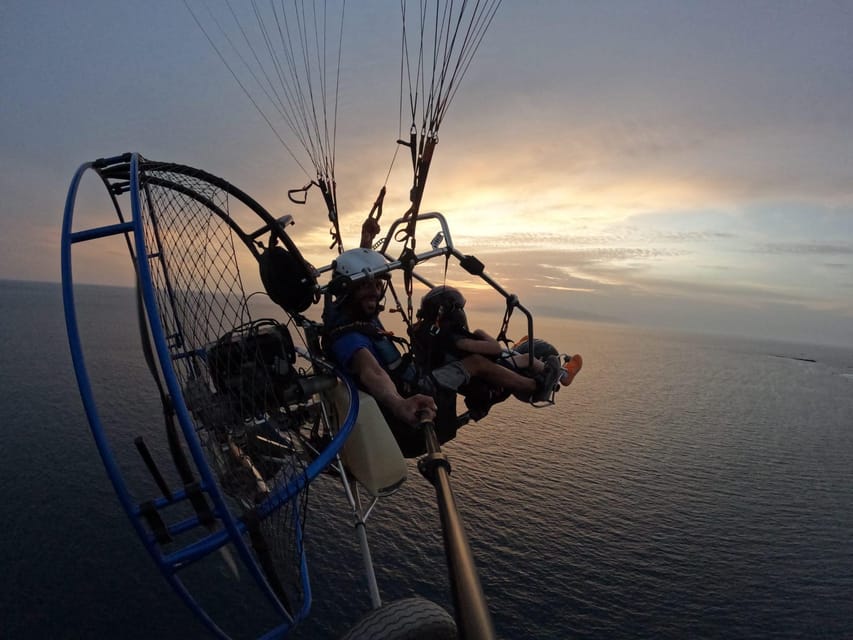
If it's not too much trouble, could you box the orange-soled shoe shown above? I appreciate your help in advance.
[560,354,583,386]
[531,355,562,404]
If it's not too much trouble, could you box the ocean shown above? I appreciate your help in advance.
[1,279,851,639]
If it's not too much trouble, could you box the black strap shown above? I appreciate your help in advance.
[135,275,196,486]
[139,501,173,545]
[134,436,172,501]
[135,274,218,538]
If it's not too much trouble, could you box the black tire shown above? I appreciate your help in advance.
[339,597,457,640]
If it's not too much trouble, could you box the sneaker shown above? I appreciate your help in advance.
[532,355,562,403]
[560,354,583,386]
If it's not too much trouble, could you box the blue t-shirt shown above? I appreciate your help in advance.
[330,329,376,371]
[327,315,404,375]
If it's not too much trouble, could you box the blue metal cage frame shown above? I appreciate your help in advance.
[61,152,358,639]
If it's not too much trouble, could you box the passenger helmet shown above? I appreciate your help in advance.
[419,285,468,329]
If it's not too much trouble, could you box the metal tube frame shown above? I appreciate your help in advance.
[62,153,359,639]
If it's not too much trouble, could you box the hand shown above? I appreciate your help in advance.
[359,218,381,248]
[394,393,437,426]
[362,218,381,235]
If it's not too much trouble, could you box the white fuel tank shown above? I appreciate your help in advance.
[332,387,407,497]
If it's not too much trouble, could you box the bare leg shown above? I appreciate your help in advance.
[460,354,536,394]
[503,353,544,375]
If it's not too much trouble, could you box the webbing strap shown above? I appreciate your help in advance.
[135,274,196,487]
[139,500,172,545]
[360,186,386,249]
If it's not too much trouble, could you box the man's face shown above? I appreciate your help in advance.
[350,278,385,319]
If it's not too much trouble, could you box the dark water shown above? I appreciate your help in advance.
[1,280,851,639]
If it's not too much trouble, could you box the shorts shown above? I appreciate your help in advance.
[418,360,470,395]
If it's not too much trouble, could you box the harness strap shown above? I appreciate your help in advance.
[326,320,389,343]
[135,275,196,487]
[135,275,223,535]
[360,186,386,249]
[325,320,418,394]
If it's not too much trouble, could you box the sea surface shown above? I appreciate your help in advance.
[1,279,851,639]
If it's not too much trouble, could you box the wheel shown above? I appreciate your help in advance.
[339,597,457,640]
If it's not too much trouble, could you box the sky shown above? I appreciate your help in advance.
[2,1,852,347]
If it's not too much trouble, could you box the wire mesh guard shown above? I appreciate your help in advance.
[62,156,356,637]
[138,161,346,609]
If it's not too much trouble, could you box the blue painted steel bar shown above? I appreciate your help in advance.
[62,159,162,570]
[162,530,232,569]
[69,221,134,243]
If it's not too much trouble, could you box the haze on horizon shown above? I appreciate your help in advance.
[2,1,851,347]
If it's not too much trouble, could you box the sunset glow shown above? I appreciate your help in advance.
[2,2,851,345]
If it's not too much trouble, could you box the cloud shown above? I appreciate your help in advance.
[534,284,596,293]
[752,242,853,256]
[2,1,852,347]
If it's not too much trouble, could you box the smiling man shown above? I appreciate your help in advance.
[322,248,437,428]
